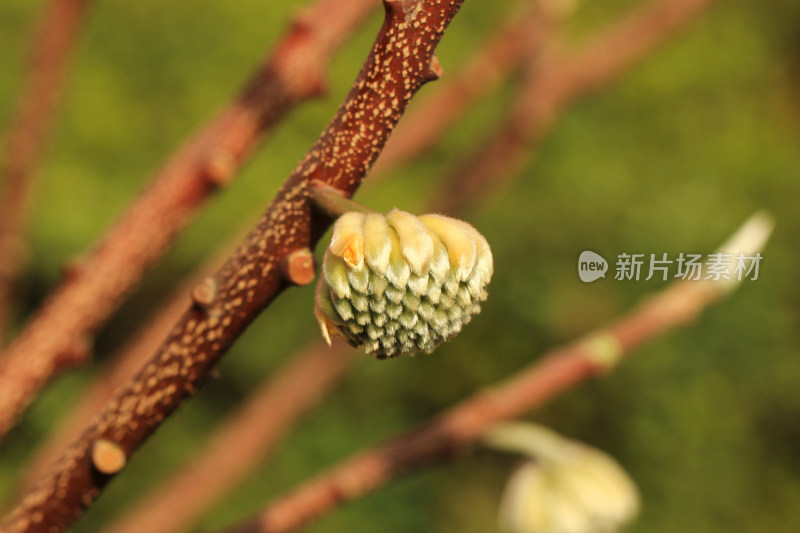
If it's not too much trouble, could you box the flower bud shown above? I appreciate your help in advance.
[314,209,493,358]
[487,423,639,533]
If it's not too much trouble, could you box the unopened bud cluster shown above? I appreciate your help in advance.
[315,209,493,358]
[487,423,640,533]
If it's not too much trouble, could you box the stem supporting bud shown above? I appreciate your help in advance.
[307,180,376,219]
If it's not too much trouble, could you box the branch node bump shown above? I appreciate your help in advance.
[289,9,314,36]
[307,75,329,98]
[283,248,316,286]
[205,150,237,186]
[425,54,444,82]
[91,439,126,475]
[57,336,92,368]
[384,0,423,23]
[60,256,85,283]
[191,277,218,309]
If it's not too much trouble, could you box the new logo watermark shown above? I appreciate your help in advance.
[578,251,608,282]
[578,251,763,283]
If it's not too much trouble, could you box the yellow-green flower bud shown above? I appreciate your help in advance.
[314,209,493,358]
[487,423,639,533]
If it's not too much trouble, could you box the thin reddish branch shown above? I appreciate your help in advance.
[0,0,91,342]
[0,0,377,440]
[0,1,466,531]
[220,278,728,533]
[430,0,717,214]
[371,1,555,177]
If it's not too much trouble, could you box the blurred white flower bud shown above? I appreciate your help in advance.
[486,423,639,533]
[314,209,493,358]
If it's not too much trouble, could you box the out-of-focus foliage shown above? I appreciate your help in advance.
[1,0,799,531]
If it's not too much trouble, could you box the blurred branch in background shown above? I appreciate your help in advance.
[431,0,717,214]
[19,0,722,528]
[220,212,773,533]
[0,1,466,531]
[0,0,91,344]
[0,0,377,440]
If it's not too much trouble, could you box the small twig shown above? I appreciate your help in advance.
[0,1,466,531]
[0,0,91,343]
[89,440,126,476]
[219,213,772,533]
[0,0,377,440]
[430,0,717,214]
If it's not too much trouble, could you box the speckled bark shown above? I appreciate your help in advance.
[0,1,464,532]
[0,0,376,440]
[101,343,355,533]
[371,1,551,177]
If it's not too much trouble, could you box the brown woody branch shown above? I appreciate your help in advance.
[19,231,246,487]
[101,343,354,533]
[0,0,377,440]
[91,21,550,524]
[27,0,554,479]
[0,0,91,343]
[24,0,560,481]
[430,0,717,214]
[0,1,466,532]
[20,0,551,495]
[220,264,749,533]
[18,0,714,523]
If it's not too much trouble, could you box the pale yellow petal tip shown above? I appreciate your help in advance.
[329,212,366,270]
[315,300,347,347]
[314,275,343,346]
[419,214,478,281]
[341,239,364,270]
[317,314,333,346]
[363,213,392,274]
[387,209,435,275]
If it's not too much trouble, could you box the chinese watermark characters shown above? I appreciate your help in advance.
[578,251,763,283]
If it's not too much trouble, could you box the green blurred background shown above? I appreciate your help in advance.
[1,0,800,531]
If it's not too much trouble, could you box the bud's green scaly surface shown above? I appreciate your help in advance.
[314,209,493,358]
